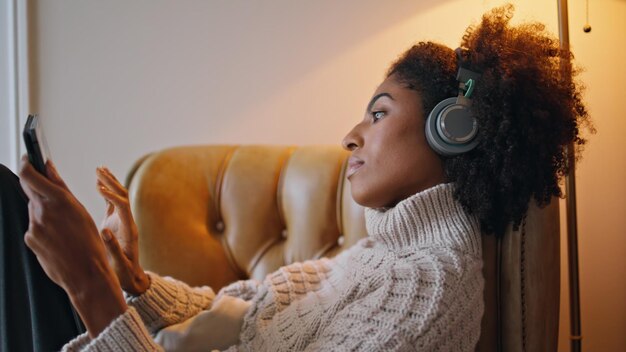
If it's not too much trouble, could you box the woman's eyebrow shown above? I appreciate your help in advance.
[367,93,394,112]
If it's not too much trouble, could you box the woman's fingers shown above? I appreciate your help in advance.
[19,175,41,202]
[18,155,65,200]
[23,222,44,254]
[97,184,128,209]
[101,229,124,257]
[101,228,148,295]
[96,167,127,197]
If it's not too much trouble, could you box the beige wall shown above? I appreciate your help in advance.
[559,1,626,351]
[29,0,625,350]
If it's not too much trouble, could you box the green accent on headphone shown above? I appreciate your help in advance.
[463,78,475,98]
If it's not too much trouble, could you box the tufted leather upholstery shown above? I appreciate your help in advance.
[126,145,559,352]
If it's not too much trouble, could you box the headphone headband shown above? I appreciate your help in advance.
[454,47,481,81]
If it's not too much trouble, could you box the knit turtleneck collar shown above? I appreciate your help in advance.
[364,183,481,255]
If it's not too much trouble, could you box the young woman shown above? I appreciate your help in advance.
[1,5,590,351]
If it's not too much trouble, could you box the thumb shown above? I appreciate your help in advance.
[101,228,127,264]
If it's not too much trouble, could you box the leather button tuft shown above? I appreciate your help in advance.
[282,229,288,238]
[216,221,225,232]
[337,236,345,246]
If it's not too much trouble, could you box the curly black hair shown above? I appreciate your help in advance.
[387,4,593,236]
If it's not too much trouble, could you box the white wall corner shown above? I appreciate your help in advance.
[0,0,30,172]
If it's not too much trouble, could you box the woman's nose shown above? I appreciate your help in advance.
[342,124,362,151]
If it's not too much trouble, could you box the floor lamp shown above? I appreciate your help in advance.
[556,1,583,351]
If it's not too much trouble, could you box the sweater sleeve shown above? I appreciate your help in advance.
[148,280,260,351]
[61,272,216,351]
[125,272,216,333]
[61,307,163,351]
[303,249,484,352]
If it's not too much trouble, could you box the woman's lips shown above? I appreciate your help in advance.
[346,157,365,178]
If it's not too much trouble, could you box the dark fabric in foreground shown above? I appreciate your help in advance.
[0,164,83,352]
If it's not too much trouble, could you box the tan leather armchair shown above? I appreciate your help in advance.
[126,145,560,352]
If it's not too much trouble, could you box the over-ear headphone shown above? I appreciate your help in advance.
[425,49,481,156]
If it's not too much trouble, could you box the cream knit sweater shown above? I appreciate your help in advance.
[62,183,484,351]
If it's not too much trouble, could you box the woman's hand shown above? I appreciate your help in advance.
[18,157,127,337]
[96,166,150,296]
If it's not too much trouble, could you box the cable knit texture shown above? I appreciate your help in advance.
[62,275,215,351]
[62,183,484,351]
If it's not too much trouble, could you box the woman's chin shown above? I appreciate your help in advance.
[349,187,388,209]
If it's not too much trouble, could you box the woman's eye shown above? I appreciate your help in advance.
[372,111,385,122]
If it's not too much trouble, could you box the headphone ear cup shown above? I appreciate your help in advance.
[425,97,479,156]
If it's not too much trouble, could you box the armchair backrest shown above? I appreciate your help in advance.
[126,145,560,352]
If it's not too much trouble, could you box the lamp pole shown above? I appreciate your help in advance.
[556,1,582,351]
